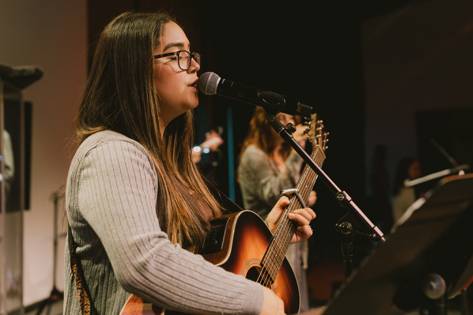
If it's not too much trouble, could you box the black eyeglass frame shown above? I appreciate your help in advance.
[153,50,201,71]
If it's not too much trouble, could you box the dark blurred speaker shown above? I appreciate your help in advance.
[0,63,43,90]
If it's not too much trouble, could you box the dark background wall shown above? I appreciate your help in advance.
[87,0,385,253]
[2,0,471,307]
[87,0,473,261]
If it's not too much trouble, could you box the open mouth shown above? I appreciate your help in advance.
[190,79,199,88]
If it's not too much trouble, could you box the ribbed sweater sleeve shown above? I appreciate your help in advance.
[64,131,264,315]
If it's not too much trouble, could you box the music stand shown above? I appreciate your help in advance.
[322,174,473,315]
[35,191,64,315]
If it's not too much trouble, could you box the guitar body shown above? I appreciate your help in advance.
[120,210,300,315]
[121,113,329,315]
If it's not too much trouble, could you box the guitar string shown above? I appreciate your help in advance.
[261,150,323,288]
[256,127,327,286]
[276,149,323,267]
[273,148,324,281]
[256,165,313,286]
[257,144,325,287]
[258,155,315,285]
[274,129,328,271]
[278,147,323,248]
[263,124,324,278]
[262,174,311,284]
[257,143,324,286]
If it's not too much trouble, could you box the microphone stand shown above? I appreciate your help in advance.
[262,109,386,247]
[333,212,378,278]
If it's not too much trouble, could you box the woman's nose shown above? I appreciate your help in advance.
[188,57,200,73]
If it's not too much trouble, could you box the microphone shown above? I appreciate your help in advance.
[198,72,313,118]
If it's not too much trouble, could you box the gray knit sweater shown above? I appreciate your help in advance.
[238,144,304,219]
[64,130,263,314]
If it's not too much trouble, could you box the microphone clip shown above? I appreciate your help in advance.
[257,91,312,118]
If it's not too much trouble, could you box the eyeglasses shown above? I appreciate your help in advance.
[153,50,201,71]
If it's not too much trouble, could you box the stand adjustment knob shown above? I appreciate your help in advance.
[422,273,446,300]
[286,123,296,134]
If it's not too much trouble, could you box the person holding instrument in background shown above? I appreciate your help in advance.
[238,107,318,312]
[64,11,316,315]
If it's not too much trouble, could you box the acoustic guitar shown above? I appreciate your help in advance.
[120,113,328,315]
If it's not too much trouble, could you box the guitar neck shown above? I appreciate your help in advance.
[260,145,326,285]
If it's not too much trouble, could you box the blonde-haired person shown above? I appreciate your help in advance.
[238,107,317,312]
[65,11,315,315]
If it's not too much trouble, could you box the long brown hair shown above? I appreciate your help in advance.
[75,11,221,247]
[238,107,292,162]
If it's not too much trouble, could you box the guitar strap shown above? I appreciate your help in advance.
[67,224,92,315]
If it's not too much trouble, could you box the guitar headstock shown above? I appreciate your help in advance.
[305,113,329,152]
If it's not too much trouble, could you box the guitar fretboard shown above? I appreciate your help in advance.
[257,145,326,287]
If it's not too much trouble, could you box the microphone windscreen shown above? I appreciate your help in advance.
[198,72,220,95]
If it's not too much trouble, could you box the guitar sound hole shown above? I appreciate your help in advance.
[246,265,273,288]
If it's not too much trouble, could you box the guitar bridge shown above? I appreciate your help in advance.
[199,217,229,254]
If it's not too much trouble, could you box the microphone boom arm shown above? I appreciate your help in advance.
[264,110,386,243]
